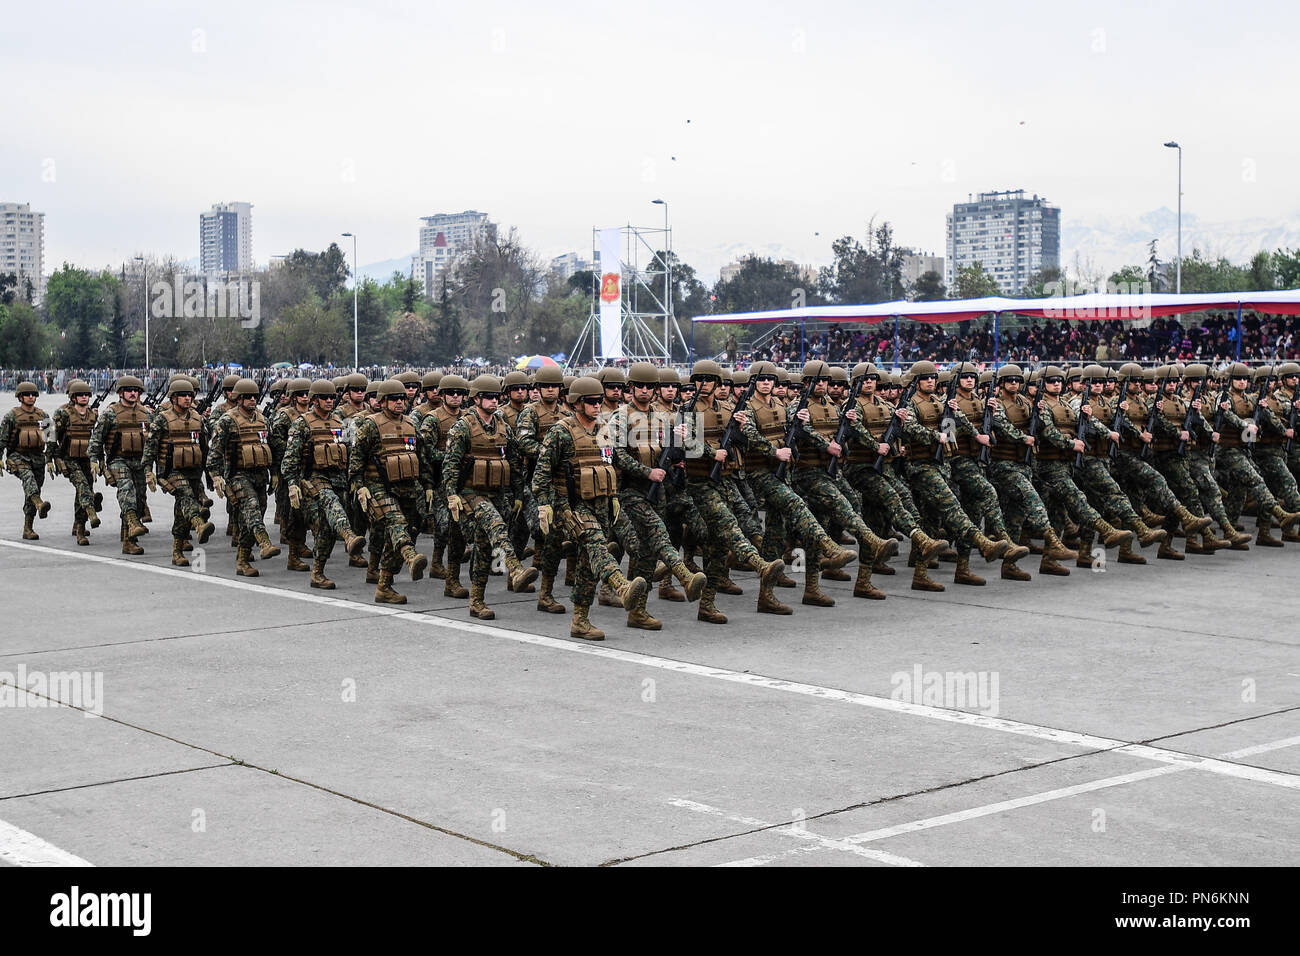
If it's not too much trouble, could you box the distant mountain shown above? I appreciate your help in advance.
[357,253,417,284]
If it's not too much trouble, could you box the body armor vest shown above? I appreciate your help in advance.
[525,400,563,457]
[229,406,273,470]
[746,397,787,471]
[108,401,150,457]
[904,393,945,457]
[1121,392,1151,453]
[304,410,348,474]
[953,391,983,457]
[1259,394,1285,446]
[9,407,47,452]
[1215,391,1252,448]
[685,401,736,477]
[336,401,367,420]
[499,403,526,431]
[434,405,462,452]
[795,399,837,468]
[365,412,420,483]
[850,395,893,463]
[554,418,617,499]
[1036,395,1076,461]
[62,404,96,458]
[1086,394,1112,456]
[991,392,1031,461]
[464,412,511,491]
[1152,392,1189,451]
[158,407,204,471]
[621,404,663,469]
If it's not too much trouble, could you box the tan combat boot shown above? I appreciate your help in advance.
[1001,558,1031,581]
[342,533,365,559]
[141,501,153,524]
[375,569,406,604]
[598,579,623,606]
[854,561,886,600]
[1093,519,1133,549]
[121,527,144,555]
[444,562,469,598]
[87,503,101,528]
[469,583,495,619]
[954,554,986,586]
[424,541,445,577]
[997,533,1031,562]
[236,545,258,576]
[1075,530,1096,568]
[124,510,148,539]
[286,540,310,572]
[1038,554,1070,576]
[757,576,792,614]
[1202,530,1231,549]
[253,528,281,559]
[1023,530,1043,555]
[74,521,89,547]
[773,567,798,587]
[1156,538,1185,560]
[1042,528,1077,561]
[696,585,728,624]
[607,571,649,611]
[1256,519,1284,548]
[505,554,538,592]
[536,574,566,614]
[1273,505,1300,531]
[171,537,190,567]
[310,559,335,590]
[27,494,50,520]
[822,566,851,582]
[1117,538,1147,564]
[745,554,786,588]
[401,544,428,580]
[1175,505,1212,536]
[872,557,896,575]
[938,543,958,563]
[973,531,1010,563]
[366,551,381,584]
[626,592,662,630]
[570,604,605,641]
[191,515,215,545]
[673,562,707,601]
[802,567,835,607]
[1139,505,1166,527]
[1128,517,1168,548]
[911,562,945,591]
[1222,523,1251,549]
[658,579,686,602]
[651,561,671,583]
[817,537,857,570]
[715,573,744,595]
[910,529,948,563]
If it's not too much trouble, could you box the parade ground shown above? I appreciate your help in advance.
[2,396,1298,869]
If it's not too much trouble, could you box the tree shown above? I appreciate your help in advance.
[910,270,946,301]
[355,279,388,365]
[107,274,129,366]
[1019,266,1066,298]
[818,221,906,304]
[45,265,111,366]
[446,227,545,360]
[265,295,350,365]
[433,278,462,363]
[390,311,435,364]
[951,262,1001,300]
[712,256,819,314]
[284,245,350,302]
[568,270,596,297]
[0,302,48,366]
[1248,250,1276,290]
[1107,265,1148,292]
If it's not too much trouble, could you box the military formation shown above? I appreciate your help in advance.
[5,358,1300,640]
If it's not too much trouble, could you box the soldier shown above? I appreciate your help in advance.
[497,370,535,575]
[1249,364,1300,541]
[396,371,421,414]
[1177,367,1251,551]
[348,379,430,603]
[1,380,55,539]
[531,376,649,640]
[651,366,709,601]
[49,379,102,545]
[410,371,441,429]
[417,373,470,595]
[269,378,312,569]
[88,376,152,554]
[283,379,367,589]
[441,374,538,618]
[515,365,568,611]
[141,378,216,566]
[205,378,283,575]
[1273,363,1300,496]
[335,373,370,421]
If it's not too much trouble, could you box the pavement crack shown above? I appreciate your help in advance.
[0,763,236,802]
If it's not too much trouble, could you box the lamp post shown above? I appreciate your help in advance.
[135,256,148,370]
[652,199,670,362]
[1163,141,1182,294]
[341,232,358,369]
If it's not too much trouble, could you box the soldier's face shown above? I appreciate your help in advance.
[295,394,310,409]
[73,394,89,406]
[120,388,140,405]
[443,392,464,409]
[1044,379,1063,395]
[916,375,936,395]
[315,397,335,414]
[475,394,499,414]
[19,393,35,408]
[424,388,438,404]
[508,386,527,405]
[1090,383,1103,395]
[174,394,194,410]
[695,379,716,399]
[604,386,622,404]
[958,374,976,392]
[630,384,654,407]
[1001,379,1021,396]
[861,376,877,395]
[239,396,256,411]
[539,385,559,403]
[384,397,405,416]
[754,375,775,397]
[658,385,678,404]
[348,387,365,404]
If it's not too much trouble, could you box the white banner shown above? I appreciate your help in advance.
[598,227,623,359]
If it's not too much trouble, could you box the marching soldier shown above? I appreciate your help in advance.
[50,380,102,544]
[515,365,568,611]
[270,378,312,570]
[417,373,470,595]
[409,371,441,429]
[141,378,216,566]
[1249,365,1300,540]
[206,378,283,575]
[1,381,54,539]
[497,370,535,579]
[88,376,152,554]
[333,372,371,568]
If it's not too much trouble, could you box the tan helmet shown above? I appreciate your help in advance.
[66,379,92,397]
[1228,362,1251,379]
[800,360,830,380]
[828,365,848,384]
[167,378,195,397]
[421,371,443,389]
[375,379,406,400]
[954,361,980,377]
[116,375,145,392]
[851,362,877,381]
[364,381,378,399]
[345,372,369,390]
[978,369,994,387]
[470,374,502,397]
[1278,362,1300,378]
[568,376,602,400]
[1254,365,1274,380]
[691,359,724,381]
[887,370,903,387]
[937,368,953,387]
[732,369,751,387]
[1042,366,1066,380]
[1083,364,1107,379]
[1119,362,1143,378]
[438,374,470,394]
[534,365,563,386]
[1065,365,1084,382]
[503,370,529,390]
[231,378,259,397]
[15,380,39,397]
[749,361,777,378]
[331,375,348,389]
[1140,366,1159,383]
[909,360,938,378]
[776,367,792,385]
[597,366,626,386]
[658,367,681,386]
[996,364,1024,382]
[286,377,311,396]
[268,378,287,396]
[221,373,242,390]
[396,370,421,387]
[1183,363,1208,380]
[627,362,660,386]
[310,379,336,398]
[562,374,576,390]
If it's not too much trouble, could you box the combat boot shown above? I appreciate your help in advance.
[822,567,851,582]
[745,554,785,588]
[757,577,792,614]
[1038,553,1070,576]
[802,567,835,607]
[683,547,701,575]
[342,533,365,559]
[84,506,100,529]
[120,527,143,555]
[1139,505,1166,527]
[141,502,153,524]
[468,583,495,619]
[1273,505,1300,531]
[286,541,310,572]
[817,537,857,570]
[124,510,147,539]
[658,579,686,602]
[366,551,381,584]
[375,569,406,604]
[191,515,215,545]
[350,552,369,569]
[171,538,190,567]
[570,605,605,641]
[444,562,469,598]
[973,531,1010,563]
[607,571,649,611]
[253,528,281,559]
[1283,527,1300,543]
[1222,523,1252,549]
[997,532,1031,562]
[1001,558,1031,581]
[672,562,707,602]
[954,555,986,586]
[1202,530,1232,550]
[505,554,538,592]
[236,546,258,576]
[626,592,662,631]
[872,558,896,575]
[863,528,899,565]
[938,543,958,563]
[536,574,566,614]
[910,529,948,563]
[1117,538,1147,564]
[1185,533,1207,555]
[399,544,427,580]
[74,521,89,547]
[853,561,886,600]
[911,563,945,591]
[311,559,336,590]
[27,494,50,519]
[652,561,671,583]
[1174,505,1212,537]
[598,579,624,606]
[1093,519,1133,549]
[1156,538,1185,560]
[773,569,797,587]
[424,543,445,577]
[696,586,728,624]
[1023,531,1043,555]
[182,538,193,552]
[1128,517,1167,548]
[1075,530,1096,568]
[715,574,743,595]
[1256,519,1284,547]
[1043,528,1077,561]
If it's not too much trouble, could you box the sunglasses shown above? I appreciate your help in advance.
[477,393,500,401]
[580,396,602,406]
[442,390,468,398]
[1001,377,1023,384]
[1045,377,1064,384]
[754,375,777,383]
[348,386,365,393]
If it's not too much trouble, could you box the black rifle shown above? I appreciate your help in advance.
[710,378,759,481]
[259,375,278,417]
[646,389,700,505]
[1177,376,1207,456]
[1074,371,1094,468]
[197,375,222,415]
[563,460,578,510]
[978,378,997,466]
[1109,374,1133,459]
[89,380,113,412]
[775,383,813,481]
[874,380,918,472]
[826,376,865,479]
[1210,378,1228,463]
[1287,387,1299,455]
[1023,389,1041,466]
[1140,367,1172,462]
[1248,348,1281,457]
[933,372,960,463]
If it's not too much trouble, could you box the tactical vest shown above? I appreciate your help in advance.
[8,407,47,453]
[953,391,983,457]
[1121,392,1151,453]
[904,393,945,457]
[525,400,563,455]
[62,404,96,458]
[746,397,787,471]
[464,412,511,491]
[157,407,204,471]
[1036,395,1076,461]
[850,395,893,463]
[795,400,837,469]
[303,410,348,474]
[685,401,737,477]
[621,405,663,469]
[1259,394,1286,446]
[499,403,526,431]
[336,401,367,421]
[553,417,617,499]
[108,401,150,458]
[363,412,420,483]
[228,406,273,470]
[1214,390,1252,449]
[1087,394,1112,456]
[991,392,1031,461]
[434,405,462,453]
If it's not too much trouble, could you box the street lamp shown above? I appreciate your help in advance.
[652,199,670,362]
[341,232,358,369]
[135,256,148,370]
[1163,141,1182,294]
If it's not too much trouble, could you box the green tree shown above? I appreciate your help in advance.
[390,311,435,364]
[910,270,946,301]
[265,294,350,365]
[1107,264,1148,291]
[1248,250,1276,290]
[46,265,111,366]
[433,278,462,362]
[355,279,388,365]
[1019,266,1066,298]
[951,262,1002,299]
[446,228,544,360]
[0,302,48,366]
[1274,248,1300,289]
[284,245,350,302]
[818,220,905,304]
[712,255,820,314]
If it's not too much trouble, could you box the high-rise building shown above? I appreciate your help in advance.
[550,251,592,281]
[0,202,45,304]
[413,210,495,295]
[899,249,944,290]
[945,190,1059,295]
[199,201,253,275]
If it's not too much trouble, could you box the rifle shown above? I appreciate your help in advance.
[825,375,865,479]
[774,382,813,481]
[709,378,758,481]
[89,379,112,412]
[259,375,278,417]
[1210,376,1228,463]
[197,375,222,415]
[1074,370,1094,468]
[1177,376,1207,456]
[1140,366,1171,462]
[1248,348,1281,457]
[1109,374,1132,459]
[933,371,961,463]
[978,378,997,466]
[1023,388,1041,466]
[646,389,700,504]
[1287,384,1299,455]
[874,379,918,472]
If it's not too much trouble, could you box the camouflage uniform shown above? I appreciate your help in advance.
[1065,390,1142,531]
[141,403,209,543]
[1033,392,1105,531]
[416,402,468,583]
[1214,386,1281,523]
[901,391,983,549]
[50,399,100,530]
[0,398,51,529]
[284,409,360,573]
[88,399,152,541]
[270,401,310,555]
[207,404,277,555]
[348,409,428,575]
[1251,388,1300,512]
[987,391,1053,541]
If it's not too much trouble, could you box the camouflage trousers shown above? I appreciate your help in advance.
[749,469,833,559]
[1072,456,1138,528]
[791,467,879,565]
[721,476,762,540]
[843,462,919,537]
[902,459,979,548]
[276,476,307,545]
[1252,446,1300,512]
[617,490,680,585]
[5,452,45,517]
[462,491,515,586]
[556,499,621,608]
[363,481,422,572]
[430,488,467,567]
[228,469,271,548]
[302,476,356,564]
[159,468,205,539]
[1033,460,1101,530]
[1111,450,1184,517]
[1216,447,1278,522]
[950,456,1008,541]
[509,483,536,560]
[683,478,761,587]
[107,458,147,529]
[1186,450,1232,530]
[62,458,98,522]
[986,459,1051,539]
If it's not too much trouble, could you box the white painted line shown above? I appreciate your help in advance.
[667,799,924,867]
[0,817,93,867]
[4,539,1299,794]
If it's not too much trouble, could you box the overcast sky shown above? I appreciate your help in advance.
[4,0,1295,280]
